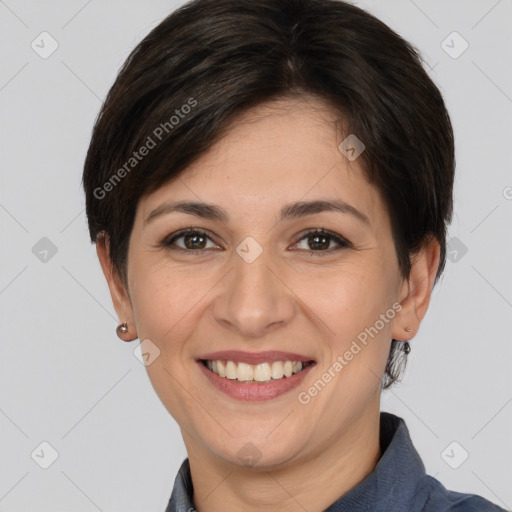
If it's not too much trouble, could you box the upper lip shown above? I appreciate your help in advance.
[198,350,315,365]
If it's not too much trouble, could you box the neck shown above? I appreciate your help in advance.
[184,406,382,512]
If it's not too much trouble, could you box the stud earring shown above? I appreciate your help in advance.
[116,322,129,340]
[401,327,412,354]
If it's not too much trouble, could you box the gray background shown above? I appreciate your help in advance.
[1,0,511,510]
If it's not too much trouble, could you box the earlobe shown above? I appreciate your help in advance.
[392,236,441,341]
[96,233,137,340]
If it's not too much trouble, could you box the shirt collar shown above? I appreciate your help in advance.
[165,412,426,512]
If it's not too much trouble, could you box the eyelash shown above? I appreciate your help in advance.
[160,227,352,256]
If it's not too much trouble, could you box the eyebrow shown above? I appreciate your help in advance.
[144,199,370,226]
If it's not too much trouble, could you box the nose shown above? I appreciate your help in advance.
[212,242,296,339]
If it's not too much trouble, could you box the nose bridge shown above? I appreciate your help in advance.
[213,236,294,337]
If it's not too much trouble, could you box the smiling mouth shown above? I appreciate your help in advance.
[200,359,316,383]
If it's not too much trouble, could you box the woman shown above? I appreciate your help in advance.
[82,0,506,510]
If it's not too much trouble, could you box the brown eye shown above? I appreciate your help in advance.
[163,229,219,251]
[294,229,350,253]
[182,232,207,249]
[306,233,330,250]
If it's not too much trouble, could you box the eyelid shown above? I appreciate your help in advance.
[162,227,220,250]
[290,228,352,251]
[161,227,352,253]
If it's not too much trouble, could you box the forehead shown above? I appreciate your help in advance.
[139,97,383,226]
[186,97,348,179]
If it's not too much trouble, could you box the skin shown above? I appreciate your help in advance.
[97,96,440,512]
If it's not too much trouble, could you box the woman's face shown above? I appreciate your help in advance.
[107,97,421,468]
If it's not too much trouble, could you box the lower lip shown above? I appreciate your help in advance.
[197,361,315,401]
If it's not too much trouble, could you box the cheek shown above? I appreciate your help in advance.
[129,263,184,345]
[307,256,397,382]
[311,260,392,331]
[128,262,209,424]
[129,257,218,354]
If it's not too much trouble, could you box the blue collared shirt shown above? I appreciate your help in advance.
[165,412,506,511]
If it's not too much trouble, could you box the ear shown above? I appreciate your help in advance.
[96,233,137,341]
[392,236,441,341]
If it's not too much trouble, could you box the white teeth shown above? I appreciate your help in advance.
[225,361,238,379]
[271,361,284,379]
[253,363,272,382]
[205,359,305,382]
[237,362,254,381]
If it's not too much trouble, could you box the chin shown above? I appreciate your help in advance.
[204,431,308,471]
